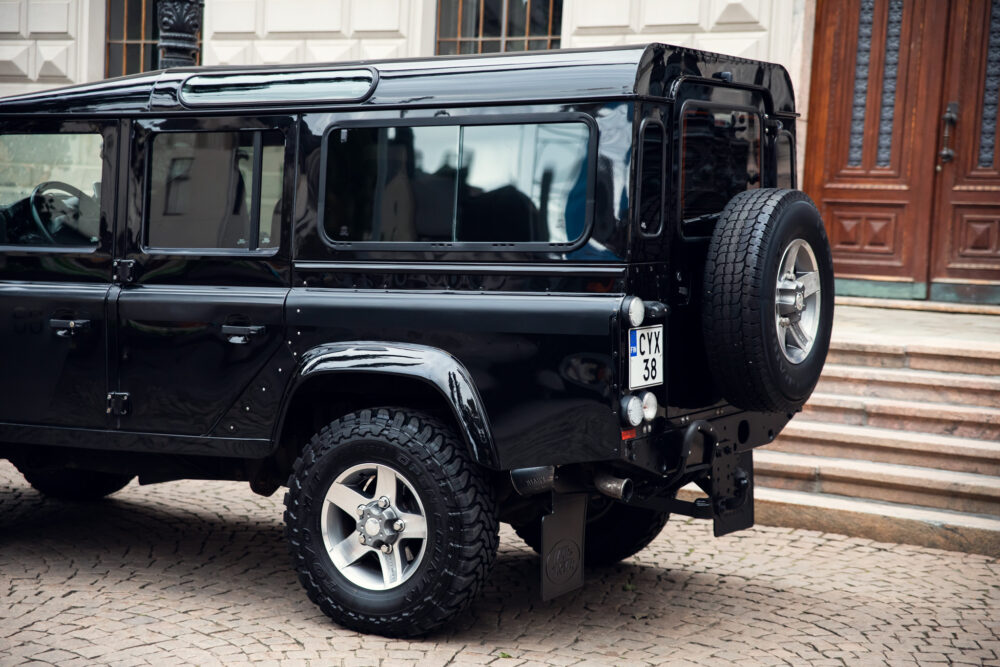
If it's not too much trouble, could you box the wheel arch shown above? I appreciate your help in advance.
[271,342,498,475]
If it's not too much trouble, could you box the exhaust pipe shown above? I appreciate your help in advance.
[593,471,633,502]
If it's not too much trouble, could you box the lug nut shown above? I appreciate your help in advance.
[356,505,365,517]
[380,544,392,554]
[393,520,404,532]
[378,496,390,509]
[358,534,367,545]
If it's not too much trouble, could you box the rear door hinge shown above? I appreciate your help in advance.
[106,392,131,417]
[113,259,136,284]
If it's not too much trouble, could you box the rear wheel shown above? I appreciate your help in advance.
[15,465,133,501]
[283,407,499,637]
[513,496,669,567]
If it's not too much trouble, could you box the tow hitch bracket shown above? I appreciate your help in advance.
[634,420,754,536]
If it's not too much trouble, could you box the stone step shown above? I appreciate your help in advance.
[816,364,1000,408]
[754,450,1000,516]
[800,392,1000,440]
[828,339,1000,376]
[760,487,1000,557]
[771,421,1000,476]
[678,483,1000,557]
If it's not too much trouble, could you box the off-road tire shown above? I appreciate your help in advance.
[15,465,133,500]
[513,497,669,567]
[283,407,499,637]
[702,188,834,412]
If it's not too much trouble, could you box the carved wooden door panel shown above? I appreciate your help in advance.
[805,0,948,299]
[929,0,1000,301]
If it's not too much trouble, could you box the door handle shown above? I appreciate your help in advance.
[937,102,958,170]
[221,324,265,345]
[49,318,91,337]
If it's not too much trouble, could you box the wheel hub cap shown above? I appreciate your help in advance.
[320,463,428,591]
[357,500,402,546]
[774,239,822,364]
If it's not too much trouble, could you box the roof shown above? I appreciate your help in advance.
[0,44,795,116]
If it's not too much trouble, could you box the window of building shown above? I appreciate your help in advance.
[436,0,562,54]
[321,120,590,245]
[0,133,104,247]
[680,107,761,236]
[105,0,202,76]
[146,131,283,251]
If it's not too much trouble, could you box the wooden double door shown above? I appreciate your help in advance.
[806,0,1000,302]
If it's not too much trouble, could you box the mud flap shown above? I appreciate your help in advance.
[540,492,587,600]
[711,446,754,537]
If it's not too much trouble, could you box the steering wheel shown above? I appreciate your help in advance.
[30,181,97,245]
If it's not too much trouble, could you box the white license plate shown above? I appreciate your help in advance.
[628,325,663,390]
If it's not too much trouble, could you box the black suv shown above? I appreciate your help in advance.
[0,44,833,636]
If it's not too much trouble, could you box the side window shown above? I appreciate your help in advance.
[776,130,796,189]
[146,130,283,251]
[680,107,761,236]
[322,120,590,245]
[0,132,104,247]
[638,120,665,236]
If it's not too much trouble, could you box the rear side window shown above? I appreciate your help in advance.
[321,121,590,245]
[680,107,761,236]
[0,132,103,247]
[146,130,283,251]
[776,130,796,189]
[638,120,665,236]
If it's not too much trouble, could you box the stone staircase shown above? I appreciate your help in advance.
[752,315,1000,556]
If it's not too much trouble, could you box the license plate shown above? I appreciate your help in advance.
[628,325,663,390]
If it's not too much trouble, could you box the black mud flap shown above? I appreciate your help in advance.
[711,446,754,537]
[540,492,587,600]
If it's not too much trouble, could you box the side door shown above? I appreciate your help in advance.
[114,116,292,438]
[0,119,117,430]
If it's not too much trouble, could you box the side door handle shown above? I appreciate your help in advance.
[221,324,265,345]
[49,318,91,337]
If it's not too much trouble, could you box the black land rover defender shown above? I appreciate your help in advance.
[0,44,833,636]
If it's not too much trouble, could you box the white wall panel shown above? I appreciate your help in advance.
[0,1,25,36]
[27,0,74,35]
[203,0,434,66]
[0,0,101,98]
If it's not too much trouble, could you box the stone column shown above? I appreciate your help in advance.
[157,0,205,69]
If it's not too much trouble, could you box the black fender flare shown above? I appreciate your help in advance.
[276,341,498,468]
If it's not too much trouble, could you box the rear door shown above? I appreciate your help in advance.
[0,120,117,429]
[114,116,292,438]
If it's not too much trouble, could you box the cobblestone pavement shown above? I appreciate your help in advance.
[1,460,998,666]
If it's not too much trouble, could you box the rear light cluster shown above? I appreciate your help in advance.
[620,390,658,427]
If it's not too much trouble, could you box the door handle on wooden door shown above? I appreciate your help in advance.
[937,102,958,170]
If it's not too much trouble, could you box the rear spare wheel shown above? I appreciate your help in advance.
[702,188,834,413]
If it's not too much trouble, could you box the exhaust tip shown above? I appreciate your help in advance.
[593,471,633,502]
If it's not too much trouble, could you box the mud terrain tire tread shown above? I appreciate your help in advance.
[513,501,669,567]
[283,407,499,637]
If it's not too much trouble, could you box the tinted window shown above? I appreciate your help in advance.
[638,121,664,236]
[147,130,283,250]
[776,130,796,189]
[680,108,761,235]
[0,133,103,247]
[322,121,590,245]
